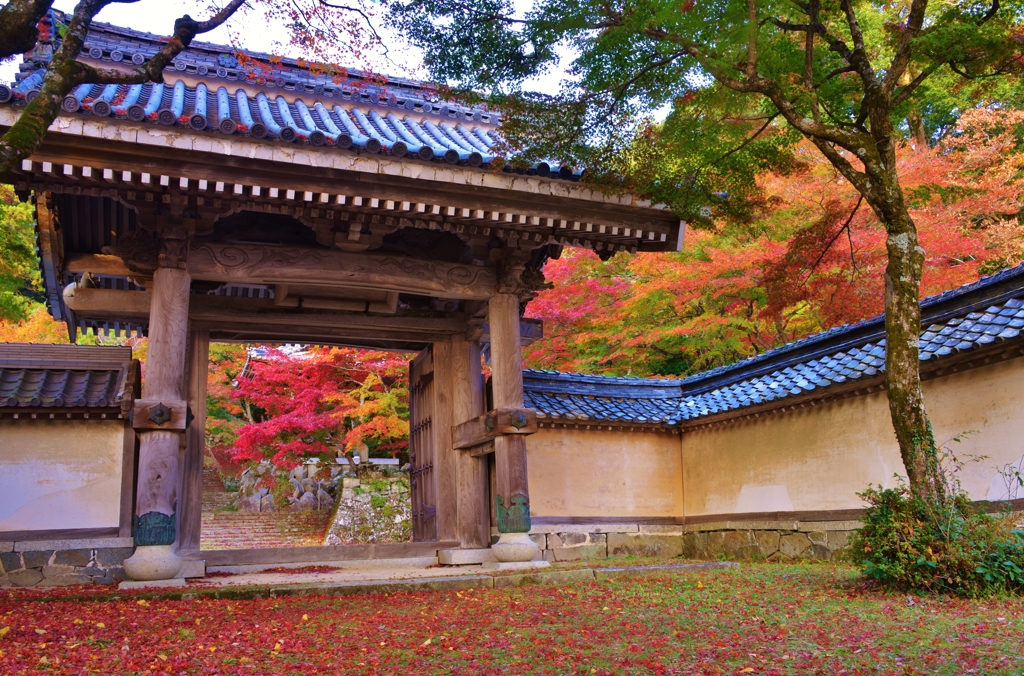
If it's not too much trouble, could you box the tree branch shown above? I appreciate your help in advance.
[0,0,54,60]
[78,0,248,85]
[882,0,928,95]
[891,62,940,108]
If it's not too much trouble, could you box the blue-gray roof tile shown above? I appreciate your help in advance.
[524,261,1024,427]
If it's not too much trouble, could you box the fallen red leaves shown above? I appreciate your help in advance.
[1,564,1022,674]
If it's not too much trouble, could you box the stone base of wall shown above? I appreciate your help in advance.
[510,520,861,563]
[0,537,135,587]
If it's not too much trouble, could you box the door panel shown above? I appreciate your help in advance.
[409,348,437,542]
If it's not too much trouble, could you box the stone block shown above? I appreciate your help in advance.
[552,544,607,562]
[8,569,43,586]
[542,549,555,562]
[727,520,800,532]
[119,578,187,590]
[178,559,206,579]
[548,532,587,548]
[42,565,77,579]
[37,574,93,587]
[682,532,708,559]
[735,545,762,560]
[22,550,53,569]
[797,521,862,532]
[639,525,684,535]
[754,531,780,557]
[96,547,135,567]
[778,533,812,559]
[826,530,853,551]
[342,477,360,488]
[683,521,730,532]
[529,534,546,550]
[722,531,752,553]
[55,549,93,567]
[14,537,132,552]
[809,544,832,561]
[491,568,593,589]
[607,533,683,559]
[0,541,13,553]
[705,532,727,557]
[806,531,827,545]
[528,523,639,535]
[481,561,551,572]
[0,552,22,573]
[439,549,497,565]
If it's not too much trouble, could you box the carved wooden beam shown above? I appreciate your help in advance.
[188,243,495,300]
[132,399,189,431]
[68,288,468,332]
[68,244,498,300]
[452,408,538,450]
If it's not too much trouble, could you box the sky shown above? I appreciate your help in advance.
[0,0,570,94]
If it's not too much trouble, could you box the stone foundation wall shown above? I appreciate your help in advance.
[0,537,135,587]
[515,520,861,563]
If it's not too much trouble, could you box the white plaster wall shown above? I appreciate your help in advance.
[527,428,684,517]
[0,420,125,533]
[681,356,1024,516]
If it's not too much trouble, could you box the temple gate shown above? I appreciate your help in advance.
[0,13,683,578]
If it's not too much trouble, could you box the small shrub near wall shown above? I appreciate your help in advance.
[851,486,1024,596]
[324,474,412,545]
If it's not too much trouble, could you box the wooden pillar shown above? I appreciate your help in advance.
[431,340,459,542]
[177,328,209,552]
[488,293,531,533]
[452,336,489,548]
[133,265,191,546]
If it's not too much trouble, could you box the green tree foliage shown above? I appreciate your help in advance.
[0,186,41,322]
[525,111,1024,376]
[388,0,1024,508]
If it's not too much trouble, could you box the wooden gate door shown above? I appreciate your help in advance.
[408,348,437,541]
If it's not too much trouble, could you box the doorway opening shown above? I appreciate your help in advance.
[198,343,413,551]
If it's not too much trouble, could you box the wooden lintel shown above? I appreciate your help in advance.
[132,398,188,430]
[452,407,538,450]
[468,441,495,458]
[187,242,496,300]
[68,288,542,345]
[66,245,497,300]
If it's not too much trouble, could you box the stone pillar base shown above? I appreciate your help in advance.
[491,532,539,562]
[122,545,182,581]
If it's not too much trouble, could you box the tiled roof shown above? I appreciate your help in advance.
[524,371,683,426]
[0,11,577,178]
[523,262,1024,427]
[0,344,133,409]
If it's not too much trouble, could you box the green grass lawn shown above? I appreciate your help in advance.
[2,563,1022,674]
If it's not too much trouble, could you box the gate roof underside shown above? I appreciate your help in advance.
[1,16,682,349]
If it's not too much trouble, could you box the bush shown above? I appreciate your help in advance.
[850,485,1024,596]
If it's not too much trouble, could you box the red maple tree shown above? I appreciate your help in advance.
[525,109,1024,377]
[227,346,410,471]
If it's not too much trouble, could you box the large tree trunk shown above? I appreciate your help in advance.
[874,163,948,508]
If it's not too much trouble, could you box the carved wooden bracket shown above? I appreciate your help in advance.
[132,399,189,430]
[453,407,538,450]
[100,224,189,273]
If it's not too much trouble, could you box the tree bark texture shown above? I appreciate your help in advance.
[0,0,54,59]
